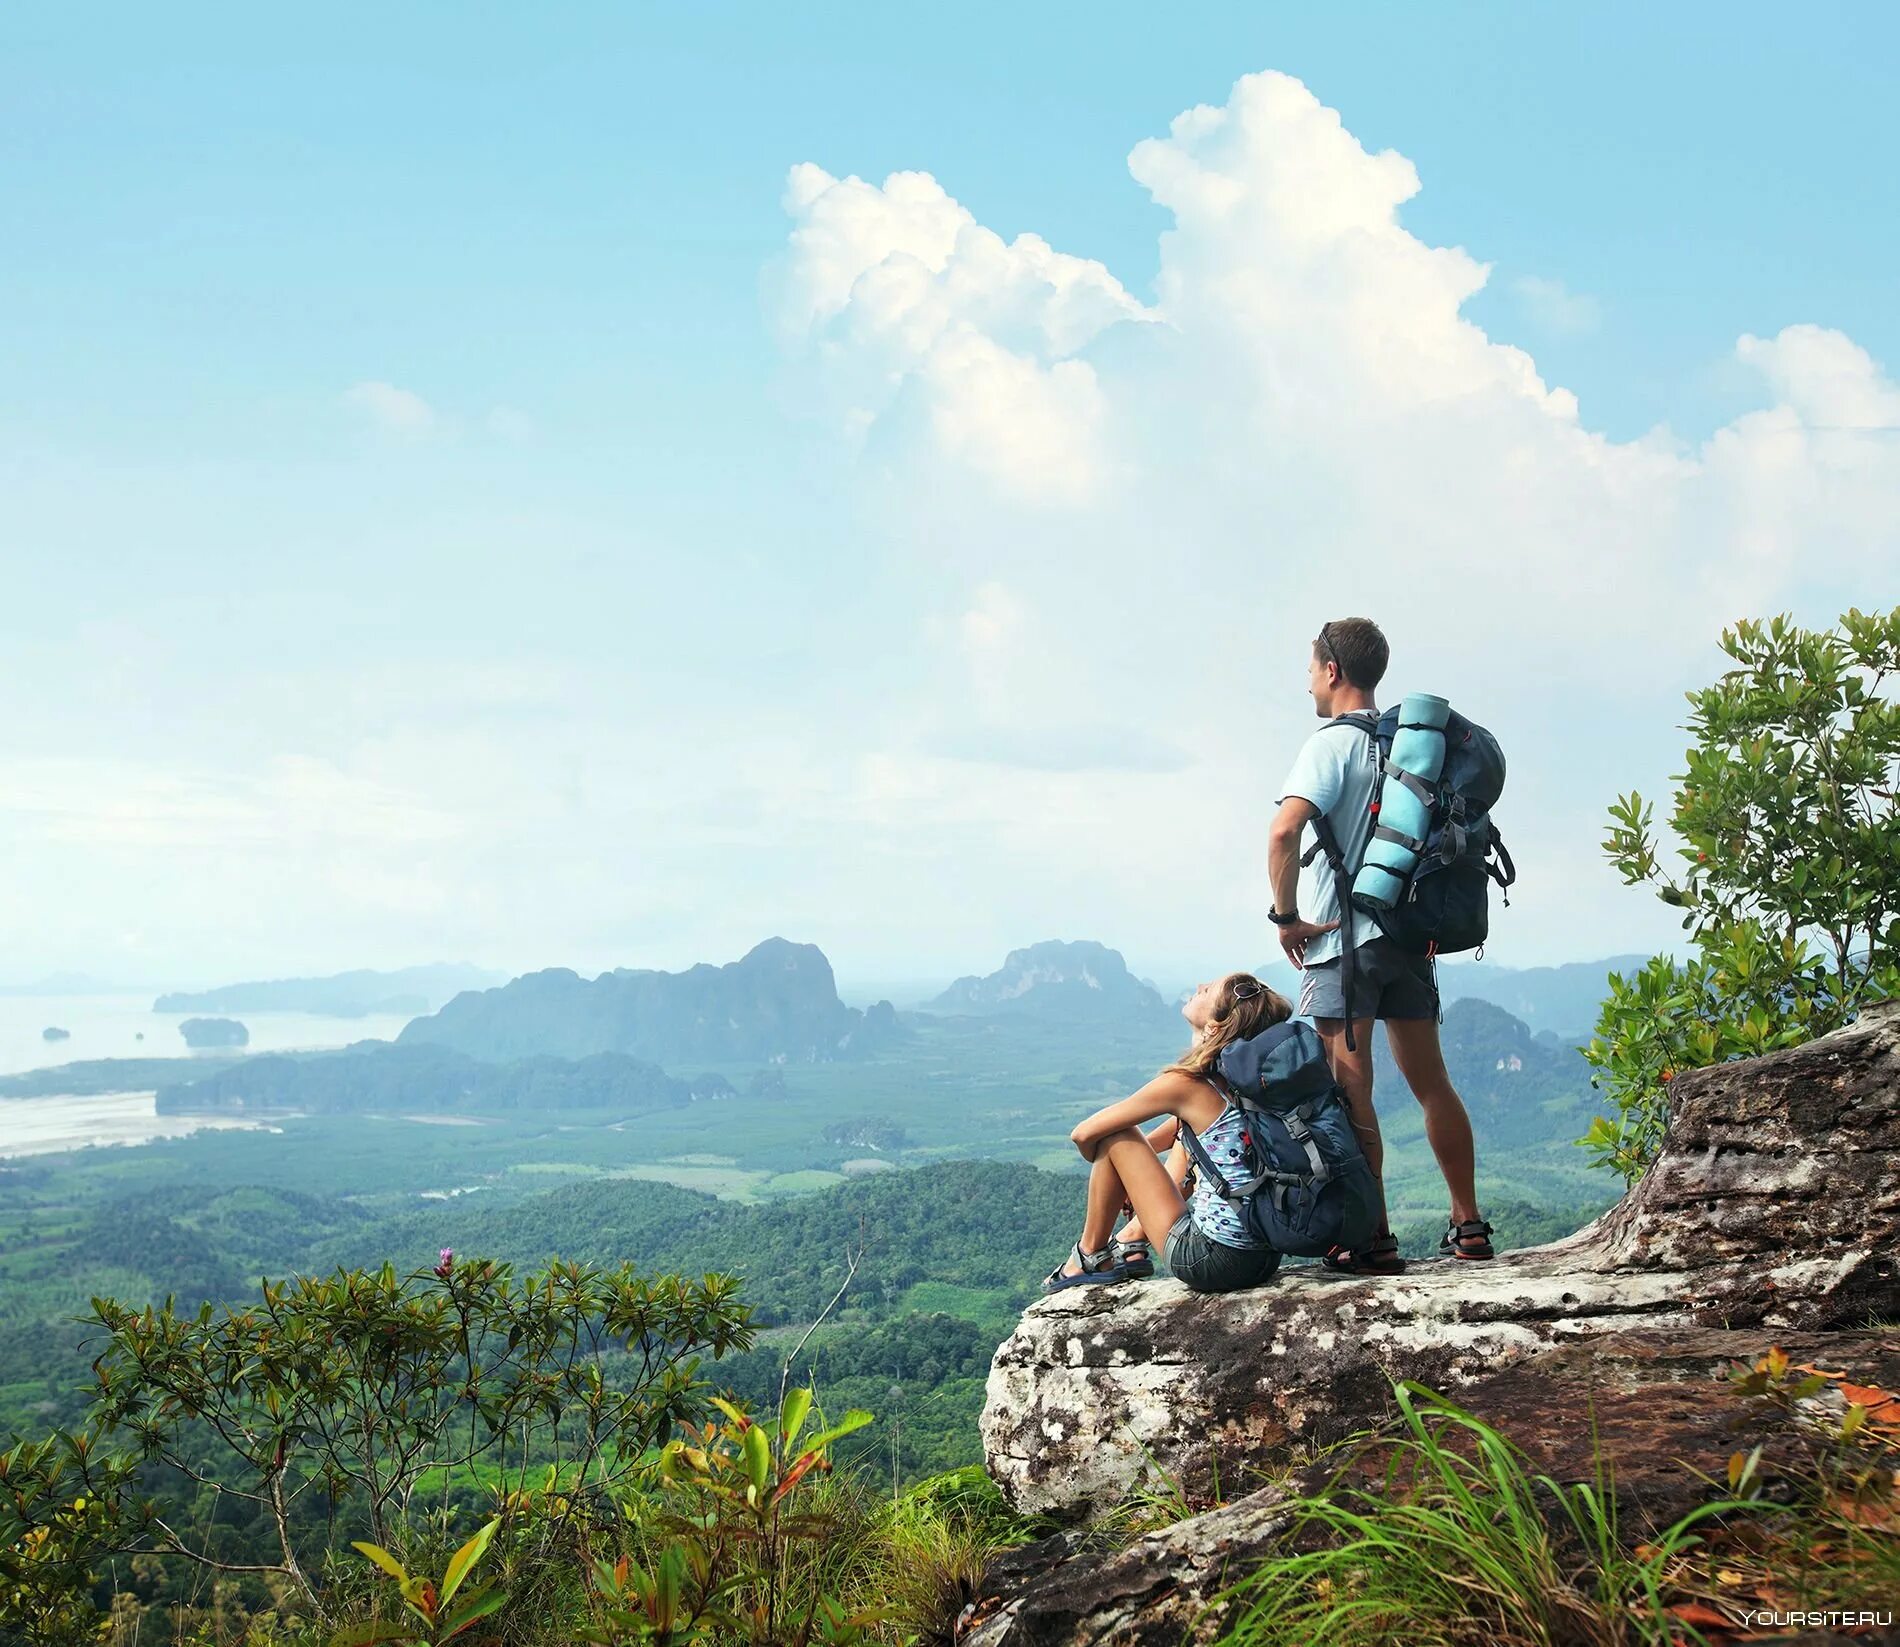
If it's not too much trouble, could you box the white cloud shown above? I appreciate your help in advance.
[1512,274,1601,334]
[778,162,1153,502]
[775,69,1900,971]
[343,379,436,436]
[1735,324,1900,429]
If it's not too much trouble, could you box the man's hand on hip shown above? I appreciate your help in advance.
[1277,917,1340,968]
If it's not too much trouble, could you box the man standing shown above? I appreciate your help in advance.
[1265,617,1495,1272]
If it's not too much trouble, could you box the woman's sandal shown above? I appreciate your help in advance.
[1111,1237,1155,1280]
[1440,1217,1496,1260]
[1042,1241,1127,1293]
[1321,1231,1406,1275]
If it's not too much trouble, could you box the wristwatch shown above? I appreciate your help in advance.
[1268,906,1299,927]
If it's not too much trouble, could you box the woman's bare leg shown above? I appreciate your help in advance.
[1116,1139,1191,1246]
[1064,1127,1188,1274]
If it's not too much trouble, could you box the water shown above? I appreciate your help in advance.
[0,993,412,1077]
[0,1092,280,1159]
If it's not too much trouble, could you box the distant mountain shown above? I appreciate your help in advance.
[926,941,1174,1021]
[155,1041,732,1117]
[156,964,503,1018]
[397,939,900,1064]
[1432,955,1648,1038]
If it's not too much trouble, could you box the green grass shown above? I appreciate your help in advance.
[759,1169,847,1196]
[1216,1382,1745,1647]
[897,1281,1019,1334]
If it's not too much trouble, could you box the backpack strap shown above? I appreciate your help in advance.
[1488,829,1517,897]
[1279,1102,1334,1186]
[1299,712,1387,1054]
[1176,1116,1237,1202]
[1301,810,1364,1054]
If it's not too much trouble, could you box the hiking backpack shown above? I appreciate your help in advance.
[1178,1019,1379,1258]
[1308,702,1517,963]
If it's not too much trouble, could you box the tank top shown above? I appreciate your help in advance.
[1185,1097,1269,1250]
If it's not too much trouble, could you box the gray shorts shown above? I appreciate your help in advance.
[1164,1212,1282,1294]
[1298,936,1439,1023]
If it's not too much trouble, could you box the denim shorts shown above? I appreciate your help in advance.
[1164,1212,1282,1294]
[1298,936,1439,1022]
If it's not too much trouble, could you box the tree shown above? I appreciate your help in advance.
[0,1257,753,1635]
[1582,606,1900,1182]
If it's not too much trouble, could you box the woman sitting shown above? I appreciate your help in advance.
[1047,972,1291,1296]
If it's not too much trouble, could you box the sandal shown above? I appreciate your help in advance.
[1440,1217,1496,1260]
[1111,1237,1155,1280]
[1321,1232,1406,1275]
[1042,1241,1126,1293]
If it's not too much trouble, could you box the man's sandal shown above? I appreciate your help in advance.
[1042,1241,1128,1293]
[1440,1217,1496,1260]
[1321,1232,1406,1275]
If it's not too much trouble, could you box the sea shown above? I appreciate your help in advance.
[0,992,411,1077]
[0,1092,285,1159]
[0,992,413,1158]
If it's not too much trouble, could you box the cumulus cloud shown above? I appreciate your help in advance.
[343,379,436,435]
[778,162,1153,501]
[777,69,1900,968]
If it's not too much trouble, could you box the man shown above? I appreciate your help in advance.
[1265,617,1494,1271]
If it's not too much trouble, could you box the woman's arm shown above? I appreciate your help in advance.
[1071,1071,1220,1162]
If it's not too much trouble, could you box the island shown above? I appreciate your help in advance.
[40,1026,70,1042]
[179,1017,250,1050]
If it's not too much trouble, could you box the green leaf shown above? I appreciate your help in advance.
[352,1541,410,1584]
[439,1584,507,1639]
[780,1384,813,1449]
[802,1409,874,1452]
[742,1418,771,1493]
[440,1517,499,1608]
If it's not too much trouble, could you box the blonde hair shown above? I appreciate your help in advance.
[1166,973,1294,1080]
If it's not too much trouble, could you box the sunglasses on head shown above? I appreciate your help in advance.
[1230,978,1266,1001]
[1314,621,1337,664]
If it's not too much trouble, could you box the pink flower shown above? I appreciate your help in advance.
[434,1248,454,1278]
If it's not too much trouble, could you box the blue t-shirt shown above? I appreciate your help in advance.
[1278,719,1382,966]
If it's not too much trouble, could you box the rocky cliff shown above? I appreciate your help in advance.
[970,1002,1900,1643]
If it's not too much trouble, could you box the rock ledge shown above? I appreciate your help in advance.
[981,1003,1900,1521]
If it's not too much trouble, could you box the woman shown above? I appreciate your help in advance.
[1046,972,1291,1295]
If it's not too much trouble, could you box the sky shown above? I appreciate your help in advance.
[2,4,1896,996]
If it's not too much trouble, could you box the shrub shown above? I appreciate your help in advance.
[1582,607,1899,1181]
[0,1255,752,1638]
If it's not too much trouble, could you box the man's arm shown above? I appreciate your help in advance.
[1267,793,1339,967]
[1267,794,1313,915]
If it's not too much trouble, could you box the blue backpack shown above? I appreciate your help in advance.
[1178,1020,1379,1258]
[1305,704,1517,1050]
